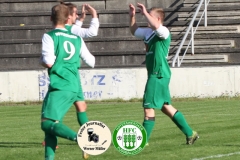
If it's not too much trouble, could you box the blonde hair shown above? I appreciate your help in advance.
[150,7,165,22]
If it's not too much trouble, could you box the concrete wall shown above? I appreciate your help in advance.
[0,66,240,102]
[105,0,183,9]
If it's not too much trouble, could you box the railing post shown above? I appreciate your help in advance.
[177,56,180,67]
[191,27,194,55]
[204,0,207,27]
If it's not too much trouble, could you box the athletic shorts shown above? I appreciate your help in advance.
[76,85,85,101]
[142,77,171,109]
[41,90,84,121]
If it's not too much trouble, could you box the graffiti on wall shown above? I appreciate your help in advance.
[38,70,124,100]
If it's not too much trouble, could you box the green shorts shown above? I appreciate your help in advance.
[142,77,171,109]
[76,85,85,101]
[41,89,84,121]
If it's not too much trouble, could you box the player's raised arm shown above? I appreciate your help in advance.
[129,4,138,36]
[137,3,160,30]
[79,38,95,68]
[71,4,99,38]
[137,3,169,39]
[79,4,86,23]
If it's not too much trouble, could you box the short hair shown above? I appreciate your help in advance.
[150,7,165,22]
[51,4,69,25]
[59,0,77,16]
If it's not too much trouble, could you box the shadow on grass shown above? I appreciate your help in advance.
[0,142,41,148]
[0,142,77,148]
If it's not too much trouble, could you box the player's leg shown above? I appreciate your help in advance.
[41,91,58,149]
[74,89,89,159]
[41,90,79,159]
[160,76,198,144]
[41,90,78,141]
[75,82,89,126]
[143,108,155,144]
[161,104,198,144]
[75,101,89,126]
[142,77,159,144]
[41,119,77,141]
[44,132,57,160]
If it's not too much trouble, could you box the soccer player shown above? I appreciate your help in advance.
[129,3,199,145]
[40,4,95,160]
[62,2,99,127]
[62,1,99,38]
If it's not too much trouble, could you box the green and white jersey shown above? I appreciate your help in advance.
[134,26,171,78]
[41,28,95,92]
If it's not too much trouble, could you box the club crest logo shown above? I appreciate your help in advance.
[112,120,147,155]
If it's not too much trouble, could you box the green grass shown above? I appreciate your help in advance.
[0,99,240,160]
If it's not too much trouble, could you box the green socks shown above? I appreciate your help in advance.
[44,132,57,160]
[143,119,155,142]
[41,120,77,141]
[172,111,193,137]
[77,112,89,126]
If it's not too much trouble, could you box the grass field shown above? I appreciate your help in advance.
[0,98,240,160]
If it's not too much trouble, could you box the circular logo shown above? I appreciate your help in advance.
[112,120,147,155]
[77,121,112,155]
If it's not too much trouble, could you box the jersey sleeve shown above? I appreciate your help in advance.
[154,25,170,40]
[41,33,56,65]
[80,38,95,68]
[75,20,83,27]
[71,18,99,38]
[134,28,153,40]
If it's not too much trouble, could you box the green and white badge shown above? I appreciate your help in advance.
[112,120,147,155]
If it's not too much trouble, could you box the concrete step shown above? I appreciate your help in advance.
[184,0,240,3]
[1,19,240,39]
[170,26,240,34]
[1,47,240,57]
[3,5,240,26]
[2,25,239,40]
[0,0,180,11]
[169,54,228,63]
[3,7,240,27]
[0,38,234,54]
[0,12,148,26]
[0,53,230,71]
[0,1,105,12]
[184,0,240,7]
[178,11,240,21]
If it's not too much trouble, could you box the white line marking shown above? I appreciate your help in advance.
[192,152,240,160]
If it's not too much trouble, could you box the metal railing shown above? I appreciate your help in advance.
[172,0,211,67]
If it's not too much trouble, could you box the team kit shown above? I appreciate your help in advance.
[40,1,198,160]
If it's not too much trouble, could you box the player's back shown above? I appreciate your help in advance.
[46,28,82,92]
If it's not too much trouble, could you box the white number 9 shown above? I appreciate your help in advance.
[63,41,75,60]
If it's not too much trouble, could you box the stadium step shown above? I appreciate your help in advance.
[170,26,240,35]
[168,54,228,63]
[178,11,240,21]
[0,39,234,54]
[1,25,239,40]
[0,0,240,70]
[0,0,174,11]
[183,0,240,7]
[3,5,240,26]
[0,0,105,12]
[0,53,229,71]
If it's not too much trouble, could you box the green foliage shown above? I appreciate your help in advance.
[0,99,240,159]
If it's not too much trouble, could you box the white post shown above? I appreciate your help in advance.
[177,56,180,67]
[204,0,207,27]
[192,27,194,55]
